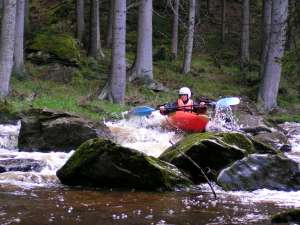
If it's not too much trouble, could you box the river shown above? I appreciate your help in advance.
[0,113,299,225]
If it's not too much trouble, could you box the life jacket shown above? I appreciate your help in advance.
[177,98,193,112]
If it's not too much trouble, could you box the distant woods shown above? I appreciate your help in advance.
[0,0,297,111]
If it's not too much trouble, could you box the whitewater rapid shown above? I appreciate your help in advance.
[0,115,300,209]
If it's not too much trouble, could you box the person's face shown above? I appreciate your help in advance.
[180,94,188,101]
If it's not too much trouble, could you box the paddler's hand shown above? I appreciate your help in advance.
[159,106,166,112]
[199,102,206,107]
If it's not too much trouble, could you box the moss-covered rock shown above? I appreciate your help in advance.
[57,138,192,190]
[159,132,254,183]
[29,32,80,62]
[271,209,300,224]
[217,154,300,191]
[0,99,19,124]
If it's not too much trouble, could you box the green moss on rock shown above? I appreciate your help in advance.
[272,209,300,223]
[159,132,254,183]
[57,138,192,190]
[30,32,80,61]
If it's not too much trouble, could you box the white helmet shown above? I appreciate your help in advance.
[179,87,191,98]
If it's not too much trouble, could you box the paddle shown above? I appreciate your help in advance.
[130,97,240,116]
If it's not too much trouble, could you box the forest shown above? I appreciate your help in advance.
[0,0,299,122]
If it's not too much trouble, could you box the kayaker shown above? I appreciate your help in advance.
[159,87,207,115]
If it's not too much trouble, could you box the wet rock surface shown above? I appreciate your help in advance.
[57,138,192,190]
[217,154,300,191]
[159,132,257,183]
[0,158,46,173]
[271,209,300,224]
[18,108,112,152]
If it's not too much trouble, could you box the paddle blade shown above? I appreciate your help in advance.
[129,106,156,116]
[216,97,240,107]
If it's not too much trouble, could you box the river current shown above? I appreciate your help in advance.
[0,113,300,225]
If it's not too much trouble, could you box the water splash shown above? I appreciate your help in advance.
[207,105,240,132]
[0,121,21,150]
[105,111,183,157]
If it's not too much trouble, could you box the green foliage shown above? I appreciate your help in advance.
[282,47,300,78]
[30,32,81,61]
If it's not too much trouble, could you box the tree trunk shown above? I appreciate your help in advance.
[88,0,104,58]
[24,0,30,35]
[241,0,250,69]
[286,0,296,50]
[106,0,114,48]
[0,0,17,97]
[195,0,200,21]
[0,0,3,19]
[130,0,153,81]
[260,0,272,65]
[181,0,195,74]
[171,0,179,59]
[207,0,210,15]
[76,0,85,44]
[14,0,25,75]
[221,0,226,43]
[108,0,126,104]
[258,0,289,112]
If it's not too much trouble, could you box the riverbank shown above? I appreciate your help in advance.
[2,53,300,124]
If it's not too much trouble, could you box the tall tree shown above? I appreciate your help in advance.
[0,0,3,22]
[258,0,289,112]
[241,0,250,68]
[207,0,210,15]
[130,0,153,81]
[195,0,200,21]
[76,0,85,44]
[108,0,126,104]
[106,0,114,48]
[24,0,30,34]
[221,0,226,43]
[14,0,25,75]
[261,0,272,65]
[171,0,179,59]
[182,0,195,74]
[286,0,296,50]
[88,0,104,58]
[0,0,17,97]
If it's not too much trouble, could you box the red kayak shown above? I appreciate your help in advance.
[166,111,209,133]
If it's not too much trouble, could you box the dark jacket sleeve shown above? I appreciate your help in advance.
[193,101,208,114]
[161,101,178,115]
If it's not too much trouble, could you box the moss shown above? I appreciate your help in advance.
[160,132,254,161]
[57,138,192,190]
[0,99,19,123]
[218,132,255,154]
[56,138,107,179]
[272,209,300,223]
[30,32,81,61]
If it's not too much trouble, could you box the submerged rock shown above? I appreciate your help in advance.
[18,108,111,152]
[0,158,46,173]
[57,138,192,190]
[217,154,300,191]
[271,209,300,224]
[159,132,255,183]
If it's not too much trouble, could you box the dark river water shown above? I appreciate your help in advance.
[0,186,289,225]
[0,118,299,225]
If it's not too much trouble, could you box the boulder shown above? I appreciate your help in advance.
[251,131,291,152]
[217,154,300,191]
[0,99,19,124]
[57,138,192,190]
[18,108,111,152]
[159,132,255,183]
[271,209,300,224]
[0,158,46,173]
